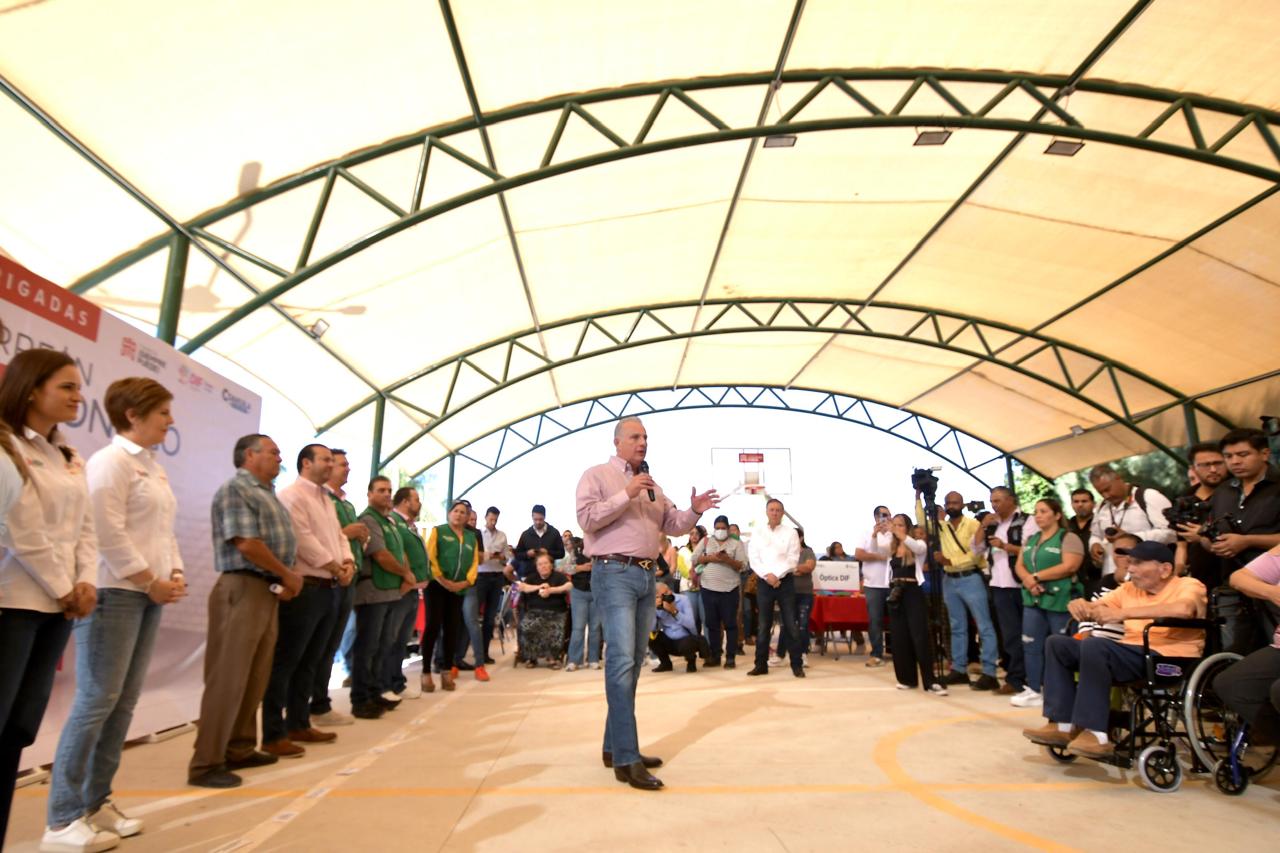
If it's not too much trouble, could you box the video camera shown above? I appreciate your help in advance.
[912,467,941,502]
[1162,495,1213,529]
[657,591,676,607]
[1201,513,1244,541]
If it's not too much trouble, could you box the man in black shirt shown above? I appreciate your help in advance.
[1174,443,1229,592]
[513,504,565,580]
[1199,429,1280,652]
[1067,488,1100,595]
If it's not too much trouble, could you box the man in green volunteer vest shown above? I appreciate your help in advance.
[311,449,370,727]
[386,487,429,699]
[350,476,416,719]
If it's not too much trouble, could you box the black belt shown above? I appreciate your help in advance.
[221,569,278,583]
[890,578,918,585]
[302,575,338,588]
[945,568,980,579]
[596,554,656,570]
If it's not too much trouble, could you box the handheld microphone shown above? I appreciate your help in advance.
[638,461,655,502]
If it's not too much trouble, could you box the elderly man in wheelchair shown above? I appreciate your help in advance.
[1023,542,1207,760]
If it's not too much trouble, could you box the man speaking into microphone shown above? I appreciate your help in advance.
[576,417,718,790]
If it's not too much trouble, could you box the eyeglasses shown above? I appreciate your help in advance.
[1192,461,1226,469]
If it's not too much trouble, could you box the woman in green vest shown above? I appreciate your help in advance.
[1013,497,1085,707]
[423,500,478,692]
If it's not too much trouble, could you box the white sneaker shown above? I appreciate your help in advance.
[895,683,912,690]
[768,655,783,666]
[928,683,949,697]
[88,802,141,838]
[398,681,422,699]
[1010,688,1043,708]
[381,690,401,703]
[564,662,578,672]
[40,817,120,852]
[312,709,354,727]
[589,662,601,670]
[802,654,809,668]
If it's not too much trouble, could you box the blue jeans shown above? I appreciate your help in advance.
[1044,635,1148,732]
[568,586,602,665]
[351,601,396,705]
[0,609,73,848]
[702,587,739,661]
[864,587,888,658]
[383,590,420,692]
[48,590,162,827]
[262,583,336,743]
[755,575,802,671]
[311,584,354,715]
[791,592,814,655]
[338,609,356,676]
[991,587,1026,690]
[462,585,485,666]
[592,558,656,767]
[943,573,998,676]
[1022,606,1072,693]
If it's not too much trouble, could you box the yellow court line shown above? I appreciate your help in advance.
[872,710,1084,853]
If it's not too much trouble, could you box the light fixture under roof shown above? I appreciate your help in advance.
[763,134,797,148]
[308,318,330,340]
[914,129,951,146]
[1045,139,1085,156]
[1069,424,1086,437]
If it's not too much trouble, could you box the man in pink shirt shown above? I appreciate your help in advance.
[576,417,718,790]
[1214,546,1280,745]
[264,445,355,758]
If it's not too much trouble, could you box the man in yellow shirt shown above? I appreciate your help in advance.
[917,490,999,690]
[1023,541,1207,759]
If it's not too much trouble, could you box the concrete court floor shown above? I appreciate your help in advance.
[7,649,1278,853]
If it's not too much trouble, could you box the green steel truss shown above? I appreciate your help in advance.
[443,386,1026,501]
[343,297,1237,474]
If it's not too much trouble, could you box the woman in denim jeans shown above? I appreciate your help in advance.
[565,536,602,670]
[45,378,187,848]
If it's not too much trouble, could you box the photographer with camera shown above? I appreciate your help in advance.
[1170,443,1227,592]
[853,506,894,667]
[917,489,1000,691]
[975,486,1039,698]
[649,582,706,673]
[1066,489,1101,595]
[1198,429,1280,652]
[1086,465,1175,582]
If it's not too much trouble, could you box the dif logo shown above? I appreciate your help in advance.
[222,388,252,414]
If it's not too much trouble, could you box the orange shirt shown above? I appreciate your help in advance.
[1097,576,1208,657]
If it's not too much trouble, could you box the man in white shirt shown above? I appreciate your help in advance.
[975,487,1040,700]
[747,499,803,678]
[854,506,893,666]
[475,506,508,665]
[1087,466,1175,579]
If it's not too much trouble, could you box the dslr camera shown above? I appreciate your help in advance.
[911,467,940,502]
[1201,513,1244,541]
[657,591,676,607]
[1162,495,1213,529]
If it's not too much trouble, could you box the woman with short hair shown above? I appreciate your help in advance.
[0,349,99,851]
[46,377,188,847]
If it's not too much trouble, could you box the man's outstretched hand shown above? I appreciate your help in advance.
[691,488,720,515]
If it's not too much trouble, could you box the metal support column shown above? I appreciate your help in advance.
[1005,455,1017,491]
[156,233,189,345]
[1183,403,1201,446]
[371,394,386,475]
[446,453,456,507]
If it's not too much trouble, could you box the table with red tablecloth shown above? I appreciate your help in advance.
[809,594,869,660]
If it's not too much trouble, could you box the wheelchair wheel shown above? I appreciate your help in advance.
[1137,744,1182,793]
[1045,745,1076,764]
[1213,759,1249,796]
[1183,652,1241,772]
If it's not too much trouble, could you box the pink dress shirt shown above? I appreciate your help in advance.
[576,456,698,559]
[278,476,348,579]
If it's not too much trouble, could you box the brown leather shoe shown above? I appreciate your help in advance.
[262,739,306,759]
[441,671,456,691]
[1022,722,1077,747]
[1066,730,1114,759]
[288,727,337,744]
[996,683,1019,696]
[421,673,435,693]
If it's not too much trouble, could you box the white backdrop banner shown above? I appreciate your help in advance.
[813,559,860,592]
[1,255,261,770]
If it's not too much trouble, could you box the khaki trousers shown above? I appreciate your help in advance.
[189,573,279,777]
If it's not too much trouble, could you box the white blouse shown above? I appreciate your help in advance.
[0,427,97,612]
[0,441,21,533]
[86,434,183,592]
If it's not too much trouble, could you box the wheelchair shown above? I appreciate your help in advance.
[1043,617,1277,793]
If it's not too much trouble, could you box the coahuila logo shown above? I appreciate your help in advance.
[222,388,252,414]
[119,337,167,374]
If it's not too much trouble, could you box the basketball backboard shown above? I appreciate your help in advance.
[710,447,792,498]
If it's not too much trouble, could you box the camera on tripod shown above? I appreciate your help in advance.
[1162,495,1213,529]
[912,467,940,502]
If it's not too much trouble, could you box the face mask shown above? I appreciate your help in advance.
[946,507,963,519]
[714,529,729,541]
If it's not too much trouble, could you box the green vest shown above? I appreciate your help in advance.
[392,512,429,583]
[361,507,406,590]
[432,524,476,596]
[1020,528,1080,612]
[329,491,362,567]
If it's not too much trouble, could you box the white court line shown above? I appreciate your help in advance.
[128,752,352,817]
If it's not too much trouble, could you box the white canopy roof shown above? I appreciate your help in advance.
[2,0,1277,477]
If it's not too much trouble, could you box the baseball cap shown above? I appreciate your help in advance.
[1114,541,1174,563]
